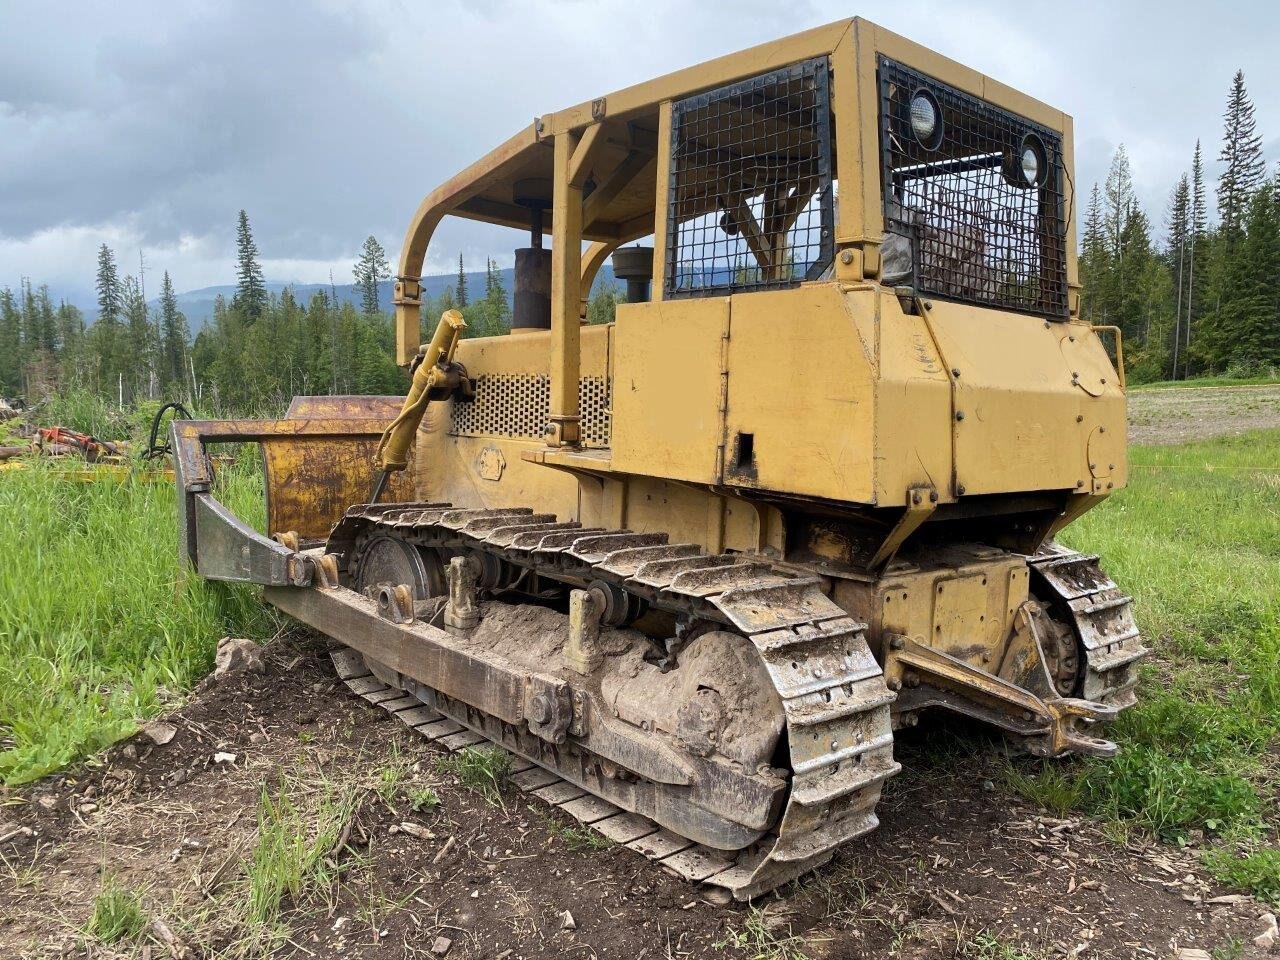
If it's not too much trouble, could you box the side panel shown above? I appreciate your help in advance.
[722,286,876,503]
[872,291,954,505]
[610,298,729,483]
[923,304,1126,497]
[414,327,612,519]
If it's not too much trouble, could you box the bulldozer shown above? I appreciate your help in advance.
[172,18,1145,900]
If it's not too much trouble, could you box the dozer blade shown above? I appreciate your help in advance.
[171,395,414,584]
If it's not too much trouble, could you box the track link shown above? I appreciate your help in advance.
[325,502,901,899]
[1030,543,1147,708]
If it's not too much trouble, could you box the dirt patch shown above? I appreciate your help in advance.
[1,635,1272,959]
[1129,384,1280,444]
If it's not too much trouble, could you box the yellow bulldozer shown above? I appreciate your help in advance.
[172,18,1145,899]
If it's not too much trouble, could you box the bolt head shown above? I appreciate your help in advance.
[528,695,551,725]
[955,411,965,421]
[839,249,855,265]
[956,484,966,495]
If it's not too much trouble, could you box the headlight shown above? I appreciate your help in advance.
[909,90,941,148]
[1020,134,1047,187]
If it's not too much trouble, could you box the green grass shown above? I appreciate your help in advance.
[242,773,359,936]
[408,786,441,813]
[542,812,614,851]
[0,458,275,784]
[436,746,513,806]
[84,874,148,944]
[1007,428,1280,898]
[1202,846,1280,907]
[716,907,813,960]
[959,930,1045,960]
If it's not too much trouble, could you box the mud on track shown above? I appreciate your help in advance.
[1,635,1272,960]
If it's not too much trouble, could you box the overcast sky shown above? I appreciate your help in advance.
[2,0,1278,305]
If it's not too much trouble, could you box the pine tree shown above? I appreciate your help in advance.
[93,244,123,389]
[158,271,190,393]
[586,281,620,325]
[233,209,268,321]
[0,289,20,394]
[1103,146,1135,260]
[1217,71,1266,235]
[1166,175,1190,378]
[353,235,391,316]
[56,301,85,382]
[455,253,469,307]
[122,276,154,401]
[1079,183,1107,323]
[1183,141,1208,377]
[1237,181,1280,366]
[476,258,510,336]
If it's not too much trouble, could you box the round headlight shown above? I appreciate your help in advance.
[909,91,941,148]
[1021,147,1039,185]
[1020,134,1047,187]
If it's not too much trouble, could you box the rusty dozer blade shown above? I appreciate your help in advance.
[170,395,414,584]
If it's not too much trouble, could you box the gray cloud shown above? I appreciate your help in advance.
[2,0,1278,304]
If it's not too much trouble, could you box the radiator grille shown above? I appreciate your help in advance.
[449,375,611,448]
[879,57,1068,317]
[665,57,834,298]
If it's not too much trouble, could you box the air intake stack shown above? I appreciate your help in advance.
[611,246,654,304]
[512,179,553,331]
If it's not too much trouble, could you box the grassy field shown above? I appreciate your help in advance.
[1009,429,1280,900]
[0,458,275,784]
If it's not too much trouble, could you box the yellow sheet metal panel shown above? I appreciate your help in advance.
[417,432,580,520]
[454,324,609,379]
[921,303,1125,497]
[871,291,954,505]
[610,299,729,483]
[414,326,610,515]
[722,286,876,503]
[837,551,1028,666]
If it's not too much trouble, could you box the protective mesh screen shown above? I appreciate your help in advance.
[665,58,834,298]
[450,376,611,448]
[879,58,1068,317]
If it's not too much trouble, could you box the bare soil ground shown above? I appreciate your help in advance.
[1,636,1273,960]
[1128,384,1280,444]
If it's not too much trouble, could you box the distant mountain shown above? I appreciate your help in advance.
[93,264,618,330]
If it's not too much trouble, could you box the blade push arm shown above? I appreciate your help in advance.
[370,309,467,502]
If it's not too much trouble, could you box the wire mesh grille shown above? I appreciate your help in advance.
[879,58,1068,317]
[665,58,834,298]
[449,375,611,448]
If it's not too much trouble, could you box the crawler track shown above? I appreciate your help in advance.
[1030,544,1147,708]
[325,502,901,899]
